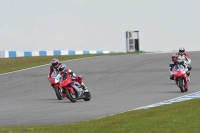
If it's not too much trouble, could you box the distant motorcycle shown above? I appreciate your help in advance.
[172,64,189,93]
[49,71,66,100]
[60,73,91,102]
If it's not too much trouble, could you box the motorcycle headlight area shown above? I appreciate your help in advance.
[181,69,185,73]
[173,72,178,74]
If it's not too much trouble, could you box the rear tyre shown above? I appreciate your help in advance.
[55,87,63,100]
[66,89,76,102]
[83,92,91,101]
[178,79,184,93]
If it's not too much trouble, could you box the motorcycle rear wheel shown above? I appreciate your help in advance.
[55,87,63,100]
[66,89,77,102]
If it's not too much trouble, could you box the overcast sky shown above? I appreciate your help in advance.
[0,0,200,52]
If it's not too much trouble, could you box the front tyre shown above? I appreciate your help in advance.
[178,79,184,93]
[55,87,63,100]
[66,89,77,102]
[185,87,188,92]
[83,92,91,101]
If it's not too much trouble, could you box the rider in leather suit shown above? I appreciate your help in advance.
[169,53,190,81]
[177,47,190,59]
[48,58,61,79]
[58,64,87,90]
[177,47,192,71]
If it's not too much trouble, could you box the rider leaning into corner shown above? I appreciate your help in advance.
[169,53,190,81]
[176,47,192,71]
[58,63,87,90]
[48,58,87,90]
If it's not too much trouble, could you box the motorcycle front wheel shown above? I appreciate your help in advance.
[55,87,63,100]
[185,88,188,92]
[66,89,77,102]
[178,79,184,93]
[83,92,91,101]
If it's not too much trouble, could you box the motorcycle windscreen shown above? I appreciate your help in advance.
[51,70,59,78]
[61,73,68,81]
[173,64,184,70]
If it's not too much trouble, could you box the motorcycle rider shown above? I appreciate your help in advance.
[48,58,61,80]
[58,64,87,90]
[177,47,190,59]
[169,53,190,81]
[177,47,192,71]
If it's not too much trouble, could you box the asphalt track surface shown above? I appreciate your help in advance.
[0,52,200,126]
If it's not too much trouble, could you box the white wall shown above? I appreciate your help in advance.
[0,51,5,58]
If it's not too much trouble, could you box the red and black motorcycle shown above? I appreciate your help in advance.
[49,72,66,100]
[60,73,91,103]
[172,64,189,93]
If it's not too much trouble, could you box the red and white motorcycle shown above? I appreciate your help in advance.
[60,73,91,103]
[172,64,189,93]
[49,71,66,100]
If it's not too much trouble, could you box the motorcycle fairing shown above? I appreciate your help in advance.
[173,64,188,90]
[71,84,84,98]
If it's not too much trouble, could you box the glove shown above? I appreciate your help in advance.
[78,75,83,80]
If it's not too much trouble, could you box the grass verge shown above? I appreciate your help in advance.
[0,99,200,133]
[0,52,142,74]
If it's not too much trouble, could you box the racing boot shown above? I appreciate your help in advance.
[186,71,190,76]
[187,64,192,71]
[186,71,190,81]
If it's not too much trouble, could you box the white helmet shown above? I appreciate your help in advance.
[179,47,185,53]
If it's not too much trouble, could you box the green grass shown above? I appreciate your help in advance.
[1,52,199,133]
[0,99,200,133]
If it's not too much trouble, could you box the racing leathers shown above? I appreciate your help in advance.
[48,63,61,80]
[60,68,87,90]
[177,52,190,59]
[177,52,192,71]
